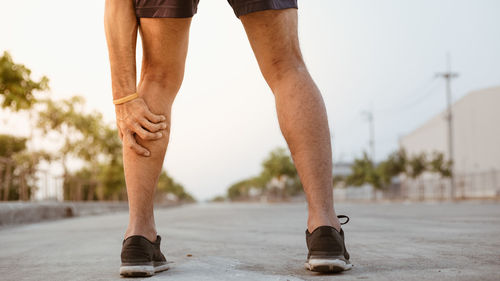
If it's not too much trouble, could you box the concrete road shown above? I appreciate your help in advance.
[1,201,499,281]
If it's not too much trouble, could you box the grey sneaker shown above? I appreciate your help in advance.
[304,215,352,273]
[120,235,169,277]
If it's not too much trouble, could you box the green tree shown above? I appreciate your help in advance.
[0,135,27,200]
[97,160,125,200]
[0,51,48,111]
[227,177,262,200]
[376,149,407,187]
[345,152,382,200]
[210,195,226,202]
[429,152,452,178]
[36,96,123,200]
[0,134,27,157]
[407,152,428,200]
[226,147,302,201]
[408,153,427,179]
[332,174,346,188]
[346,152,380,188]
[260,147,302,198]
[0,52,51,201]
[428,151,452,199]
[37,96,193,201]
[36,96,85,178]
[260,147,297,181]
[0,135,51,200]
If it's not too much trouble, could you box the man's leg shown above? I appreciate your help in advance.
[240,9,340,233]
[123,17,191,242]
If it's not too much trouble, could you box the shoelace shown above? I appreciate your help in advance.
[338,215,350,225]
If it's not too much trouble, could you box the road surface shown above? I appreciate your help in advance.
[1,201,499,280]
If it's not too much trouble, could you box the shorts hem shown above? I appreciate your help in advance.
[135,7,197,18]
[233,0,298,18]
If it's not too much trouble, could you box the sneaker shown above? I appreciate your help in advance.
[304,215,352,273]
[119,235,169,277]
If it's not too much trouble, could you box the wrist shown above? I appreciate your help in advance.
[114,96,143,116]
[113,92,139,105]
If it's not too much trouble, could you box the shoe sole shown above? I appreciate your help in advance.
[119,263,169,277]
[305,258,352,273]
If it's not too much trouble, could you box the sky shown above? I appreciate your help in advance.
[1,0,500,200]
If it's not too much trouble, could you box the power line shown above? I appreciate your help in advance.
[333,61,455,164]
[376,76,439,114]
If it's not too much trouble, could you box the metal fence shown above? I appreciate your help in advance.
[1,156,66,201]
[399,170,500,200]
[335,170,500,201]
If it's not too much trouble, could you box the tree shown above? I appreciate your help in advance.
[96,160,125,200]
[36,96,85,178]
[376,149,407,187]
[260,147,302,199]
[332,174,346,188]
[12,150,52,200]
[429,152,452,178]
[227,177,262,201]
[0,51,48,111]
[210,195,226,202]
[36,95,193,201]
[346,152,381,189]
[429,151,452,199]
[0,135,51,200]
[345,151,399,200]
[260,147,297,181]
[226,147,302,201]
[407,152,428,200]
[36,96,121,200]
[408,153,427,179]
[344,149,454,200]
[0,134,27,157]
[0,135,27,200]
[0,52,50,201]
[0,53,192,202]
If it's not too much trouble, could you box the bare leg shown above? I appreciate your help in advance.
[240,9,341,232]
[123,17,191,242]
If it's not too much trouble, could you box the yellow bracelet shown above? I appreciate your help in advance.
[113,93,139,105]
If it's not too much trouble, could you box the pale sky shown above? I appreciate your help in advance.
[1,0,500,200]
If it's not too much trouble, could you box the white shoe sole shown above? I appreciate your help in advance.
[119,263,169,277]
[154,263,170,273]
[305,258,352,273]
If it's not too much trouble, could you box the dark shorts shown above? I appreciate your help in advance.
[134,0,298,18]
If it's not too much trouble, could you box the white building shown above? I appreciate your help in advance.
[400,86,500,173]
[399,86,500,198]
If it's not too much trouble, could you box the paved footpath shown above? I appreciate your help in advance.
[1,201,499,281]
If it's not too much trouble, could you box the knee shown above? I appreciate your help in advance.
[141,64,185,93]
[260,54,307,88]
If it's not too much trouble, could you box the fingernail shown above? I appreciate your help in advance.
[157,133,162,137]
[161,116,166,121]
[144,151,150,156]
[161,124,167,129]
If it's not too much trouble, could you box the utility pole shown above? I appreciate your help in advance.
[436,53,459,200]
[362,109,375,163]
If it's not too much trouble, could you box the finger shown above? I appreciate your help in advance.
[139,118,167,133]
[133,123,163,140]
[124,131,150,156]
[144,109,166,123]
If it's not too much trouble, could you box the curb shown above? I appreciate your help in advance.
[0,202,129,226]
